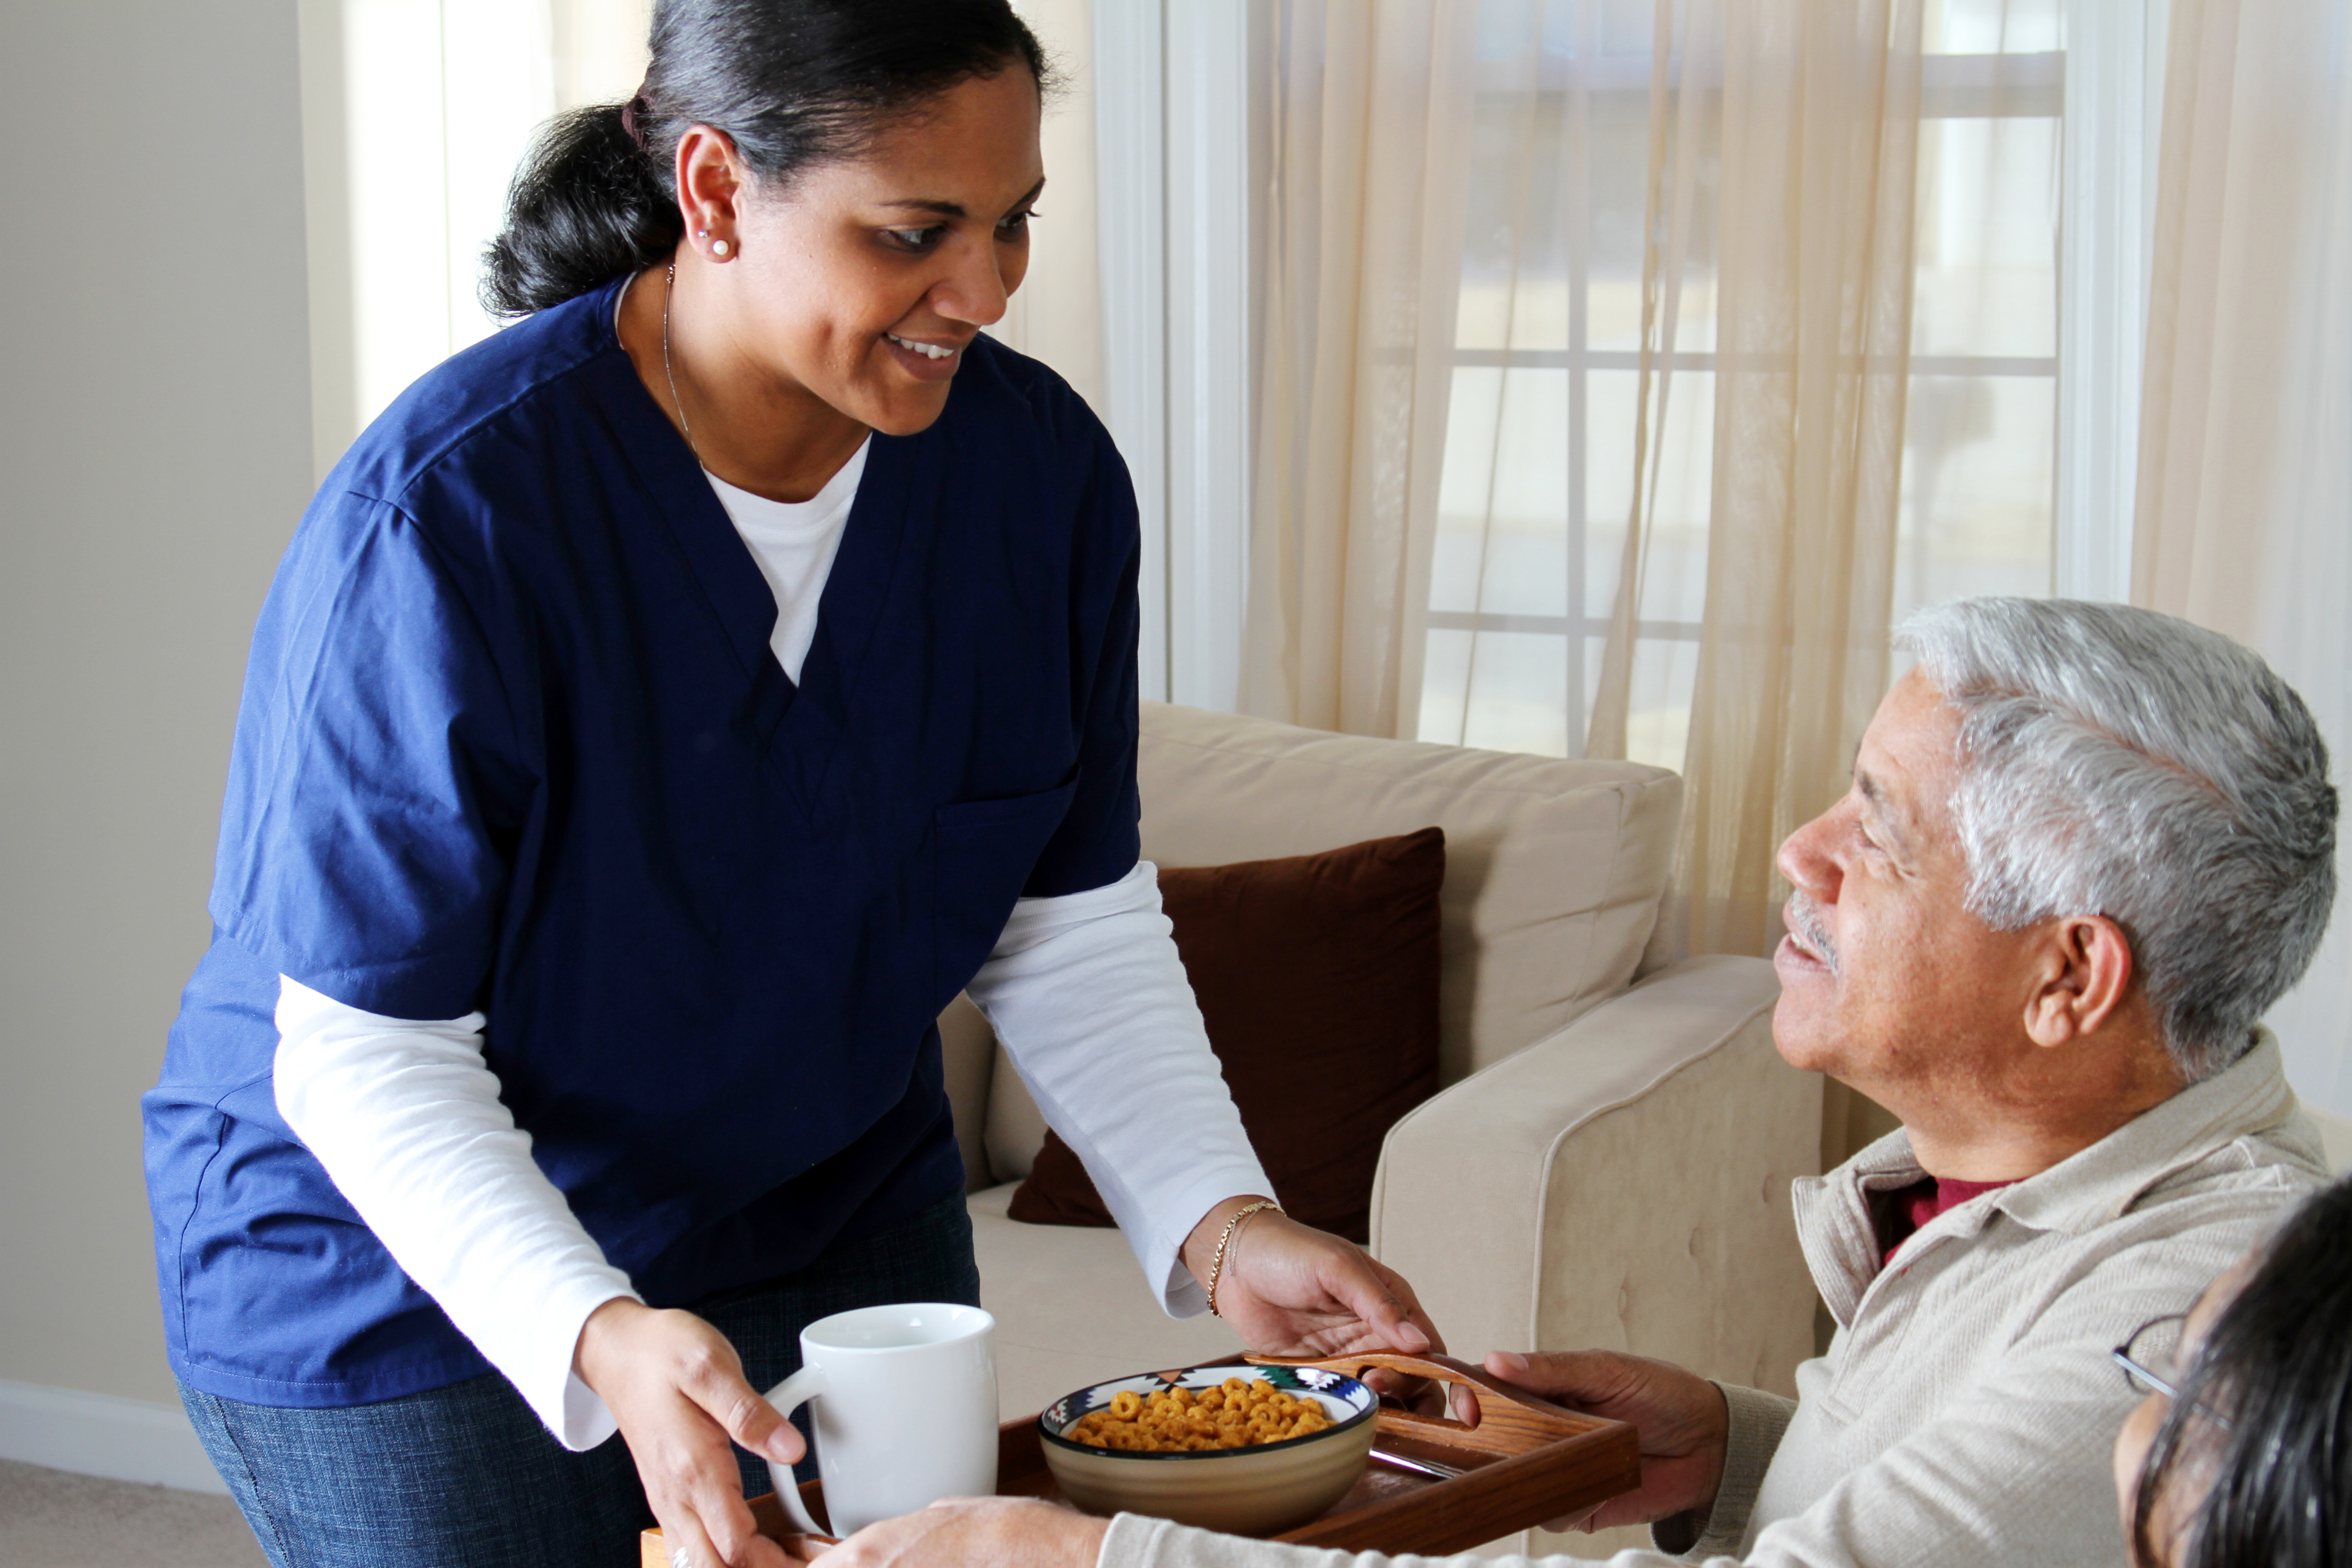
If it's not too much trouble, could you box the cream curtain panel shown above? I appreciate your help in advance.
[1591,1,1926,962]
[1247,0,1945,955]
[300,0,651,472]
[1240,1,1481,736]
[2132,0,2352,1112]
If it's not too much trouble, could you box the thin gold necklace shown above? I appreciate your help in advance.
[660,261,697,461]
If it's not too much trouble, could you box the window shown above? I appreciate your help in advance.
[300,0,651,474]
[1417,0,2068,766]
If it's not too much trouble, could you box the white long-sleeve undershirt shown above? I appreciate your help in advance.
[269,446,1269,1450]
[273,864,1267,1450]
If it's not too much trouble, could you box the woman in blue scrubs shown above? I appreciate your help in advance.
[142,4,1445,1567]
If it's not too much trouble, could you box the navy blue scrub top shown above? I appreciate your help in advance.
[143,277,1142,1409]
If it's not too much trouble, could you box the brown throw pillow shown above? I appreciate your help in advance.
[1007,827,1444,1243]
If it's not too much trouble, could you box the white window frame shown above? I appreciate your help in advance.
[1098,6,2162,718]
[1426,46,2070,756]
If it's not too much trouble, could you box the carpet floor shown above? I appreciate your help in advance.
[0,1459,266,1567]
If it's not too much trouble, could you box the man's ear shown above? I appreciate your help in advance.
[2023,914,2135,1047]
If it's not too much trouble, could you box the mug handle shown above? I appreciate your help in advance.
[762,1365,830,1539]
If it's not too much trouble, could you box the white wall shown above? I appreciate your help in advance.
[0,0,314,1428]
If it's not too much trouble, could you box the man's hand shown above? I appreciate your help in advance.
[803,1496,1106,1568]
[575,1298,803,1568]
[1484,1349,1730,1533]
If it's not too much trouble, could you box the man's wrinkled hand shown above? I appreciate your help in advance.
[808,1495,1105,1568]
[1483,1348,1729,1533]
[575,1298,802,1568]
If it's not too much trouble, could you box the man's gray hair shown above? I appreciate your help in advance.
[1895,598,2337,1083]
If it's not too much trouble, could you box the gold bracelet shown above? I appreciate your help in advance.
[1205,1199,1282,1318]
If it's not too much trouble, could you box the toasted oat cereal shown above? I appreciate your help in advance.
[1066,1377,1334,1452]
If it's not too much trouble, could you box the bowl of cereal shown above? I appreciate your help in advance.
[1039,1363,1380,1534]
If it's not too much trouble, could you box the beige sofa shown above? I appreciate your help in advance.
[943,701,1824,1439]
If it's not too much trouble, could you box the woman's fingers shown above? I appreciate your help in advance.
[574,1302,800,1567]
[691,1453,787,1568]
[1219,1216,1448,1359]
[660,1496,790,1568]
[1321,1263,1431,1353]
[660,1363,796,1566]
[677,1343,805,1467]
[1305,1252,1482,1423]
[664,1515,720,1568]
[1256,1222,1423,1348]
[639,1406,783,1568]
[1365,1256,1444,1353]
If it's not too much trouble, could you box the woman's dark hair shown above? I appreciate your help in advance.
[2135,1172,2352,1567]
[483,0,1048,316]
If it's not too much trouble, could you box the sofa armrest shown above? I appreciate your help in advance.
[1370,953,1820,1396]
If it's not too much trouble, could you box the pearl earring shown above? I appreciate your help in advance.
[712,239,731,258]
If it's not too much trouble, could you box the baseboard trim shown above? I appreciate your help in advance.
[0,1378,227,1494]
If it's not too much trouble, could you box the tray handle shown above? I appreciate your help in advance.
[1245,1350,1596,1445]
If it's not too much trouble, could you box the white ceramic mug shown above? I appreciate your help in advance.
[763,1302,998,1538]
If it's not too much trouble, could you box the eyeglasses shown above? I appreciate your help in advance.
[2113,1312,2234,1431]
[2114,1313,2189,1400]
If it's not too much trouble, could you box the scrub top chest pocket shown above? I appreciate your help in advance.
[932,781,1081,1006]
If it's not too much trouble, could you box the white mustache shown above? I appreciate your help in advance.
[1784,892,1840,975]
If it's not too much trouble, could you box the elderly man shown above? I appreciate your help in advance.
[815,598,2340,1568]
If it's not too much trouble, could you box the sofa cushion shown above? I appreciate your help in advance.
[975,701,1681,1182]
[1134,702,1678,1084]
[1007,828,1445,1241]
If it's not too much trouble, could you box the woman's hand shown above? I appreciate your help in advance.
[1184,1198,1440,1362]
[575,1297,804,1568]
[1482,1349,1729,1532]
[1180,1195,1475,1423]
[801,1496,1106,1568]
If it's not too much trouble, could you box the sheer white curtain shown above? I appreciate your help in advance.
[1240,1,1482,736]
[1247,0,2062,1177]
[299,0,650,477]
[2132,0,2352,1118]
[990,0,1105,415]
[1388,0,2060,959]
[1585,0,1929,965]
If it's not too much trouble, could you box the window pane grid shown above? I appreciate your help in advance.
[1424,5,2063,764]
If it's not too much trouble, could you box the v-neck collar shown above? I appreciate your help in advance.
[576,276,930,808]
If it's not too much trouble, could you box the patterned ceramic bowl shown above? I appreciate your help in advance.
[1039,1363,1379,1535]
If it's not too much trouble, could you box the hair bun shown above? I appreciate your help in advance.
[481,103,680,317]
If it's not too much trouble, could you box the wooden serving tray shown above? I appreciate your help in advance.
[641,1352,1640,1565]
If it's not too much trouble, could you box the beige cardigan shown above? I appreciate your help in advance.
[1099,1035,2328,1568]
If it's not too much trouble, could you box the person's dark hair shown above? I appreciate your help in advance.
[2134,1173,2352,1567]
[483,0,1049,316]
